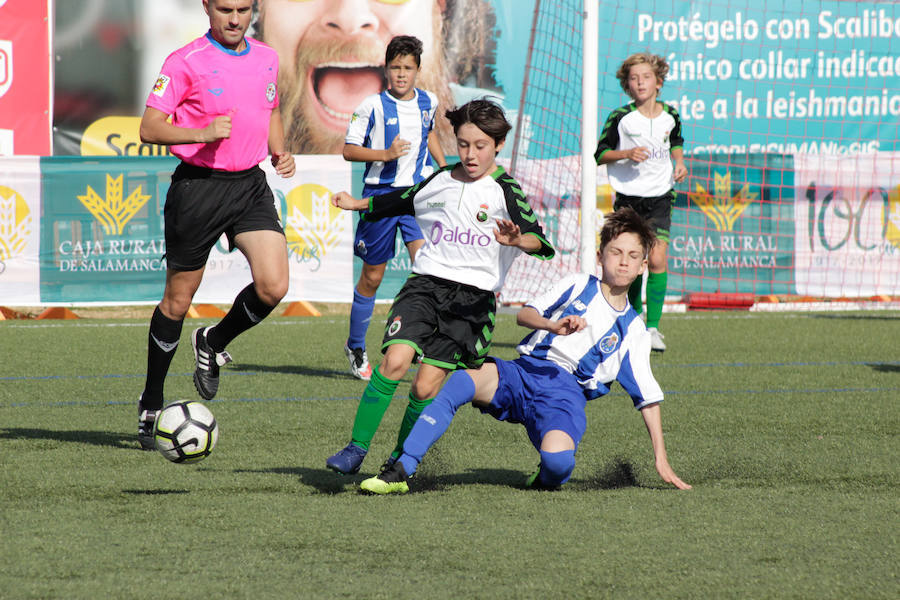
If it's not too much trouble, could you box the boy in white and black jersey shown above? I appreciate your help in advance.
[595,53,688,352]
[326,99,555,476]
[360,207,691,495]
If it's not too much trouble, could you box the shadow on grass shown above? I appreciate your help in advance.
[868,362,900,373]
[572,458,640,491]
[810,314,900,321]
[227,363,349,379]
[0,427,135,449]
[122,489,190,496]
[235,466,360,495]
[238,456,655,494]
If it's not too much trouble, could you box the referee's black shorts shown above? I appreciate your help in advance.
[381,274,497,370]
[164,162,284,271]
[613,190,676,243]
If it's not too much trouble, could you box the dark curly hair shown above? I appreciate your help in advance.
[445,98,511,145]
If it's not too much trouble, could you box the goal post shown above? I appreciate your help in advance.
[580,0,598,276]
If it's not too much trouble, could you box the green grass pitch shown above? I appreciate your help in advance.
[1,310,898,599]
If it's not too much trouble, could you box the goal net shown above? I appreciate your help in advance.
[502,0,900,307]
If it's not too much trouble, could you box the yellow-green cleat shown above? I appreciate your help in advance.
[360,461,410,495]
[524,467,561,491]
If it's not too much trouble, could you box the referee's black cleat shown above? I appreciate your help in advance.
[191,327,220,400]
[137,397,159,451]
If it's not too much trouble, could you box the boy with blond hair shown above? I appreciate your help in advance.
[595,53,687,352]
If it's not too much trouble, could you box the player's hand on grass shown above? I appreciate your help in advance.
[656,458,692,490]
[493,219,522,246]
[626,146,649,163]
[385,137,412,161]
[205,115,232,141]
[549,315,586,335]
[271,152,295,178]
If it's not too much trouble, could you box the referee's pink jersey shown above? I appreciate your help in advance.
[146,31,279,172]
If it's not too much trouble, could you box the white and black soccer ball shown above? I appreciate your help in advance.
[154,401,218,463]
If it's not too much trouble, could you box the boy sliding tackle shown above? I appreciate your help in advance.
[595,53,687,352]
[326,99,555,475]
[361,207,691,494]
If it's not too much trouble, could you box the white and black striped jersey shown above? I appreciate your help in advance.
[594,101,684,198]
[363,164,555,292]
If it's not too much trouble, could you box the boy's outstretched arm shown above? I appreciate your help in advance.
[639,403,691,490]
[331,191,370,211]
[516,306,586,336]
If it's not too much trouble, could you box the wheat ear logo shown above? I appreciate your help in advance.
[77,174,150,235]
[689,172,757,232]
[283,183,344,259]
[0,185,31,261]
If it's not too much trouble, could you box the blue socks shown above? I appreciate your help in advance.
[398,371,476,477]
[348,288,376,349]
[538,449,576,486]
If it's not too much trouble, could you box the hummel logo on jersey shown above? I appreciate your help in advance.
[386,117,399,125]
[151,333,178,353]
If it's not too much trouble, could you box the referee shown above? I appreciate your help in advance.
[136,0,295,449]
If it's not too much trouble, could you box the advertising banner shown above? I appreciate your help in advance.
[597,1,900,156]
[0,157,41,303]
[794,153,900,297]
[0,0,52,155]
[36,155,353,305]
[669,154,797,295]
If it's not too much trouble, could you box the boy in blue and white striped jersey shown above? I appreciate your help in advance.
[341,35,447,381]
[360,206,691,494]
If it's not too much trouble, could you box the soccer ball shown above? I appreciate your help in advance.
[154,401,218,463]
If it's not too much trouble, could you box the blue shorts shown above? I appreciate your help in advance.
[479,355,587,451]
[354,185,423,265]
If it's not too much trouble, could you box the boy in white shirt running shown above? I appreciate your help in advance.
[595,53,688,352]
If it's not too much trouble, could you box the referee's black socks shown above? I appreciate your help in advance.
[207,283,276,352]
[142,306,184,410]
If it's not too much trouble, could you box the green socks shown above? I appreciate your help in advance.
[350,367,400,451]
[628,274,643,314]
[391,394,434,458]
[645,270,668,329]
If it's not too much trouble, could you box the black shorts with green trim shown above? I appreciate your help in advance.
[613,190,676,243]
[381,274,497,370]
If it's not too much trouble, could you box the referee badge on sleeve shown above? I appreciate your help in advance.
[266,82,276,103]
[152,74,171,97]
